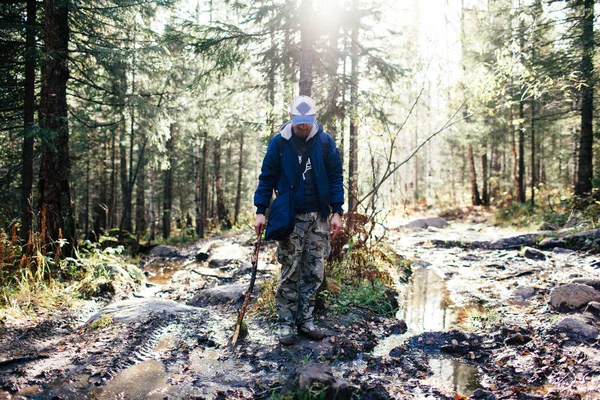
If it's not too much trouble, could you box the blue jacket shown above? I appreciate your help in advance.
[254,122,344,218]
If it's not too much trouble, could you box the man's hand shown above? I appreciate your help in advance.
[255,214,266,238]
[330,213,342,239]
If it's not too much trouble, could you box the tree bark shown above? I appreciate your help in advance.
[119,114,131,231]
[530,99,536,207]
[298,0,314,96]
[575,0,594,196]
[162,124,175,239]
[149,167,156,241]
[109,127,117,228]
[38,0,75,258]
[468,144,482,206]
[194,134,202,236]
[198,130,209,238]
[481,152,489,206]
[135,152,146,237]
[517,99,526,203]
[21,0,36,246]
[347,0,360,213]
[234,131,244,225]
[214,137,231,229]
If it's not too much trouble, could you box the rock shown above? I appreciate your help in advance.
[149,245,182,258]
[280,363,351,400]
[570,278,600,291]
[553,316,599,340]
[473,389,496,399]
[389,346,406,358]
[511,286,536,301]
[207,243,249,268]
[504,333,532,345]
[552,247,575,254]
[585,301,600,317]
[538,221,558,231]
[388,320,408,335]
[86,299,203,325]
[488,234,539,250]
[520,247,547,261]
[538,237,563,249]
[195,252,209,262]
[187,284,247,307]
[550,283,600,311]
[406,217,448,229]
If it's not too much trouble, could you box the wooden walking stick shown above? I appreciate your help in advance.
[231,235,262,346]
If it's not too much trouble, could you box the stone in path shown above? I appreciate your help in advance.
[553,316,599,340]
[280,362,351,400]
[187,284,247,307]
[405,217,449,229]
[149,245,183,258]
[86,298,203,325]
[549,283,600,311]
[208,243,249,268]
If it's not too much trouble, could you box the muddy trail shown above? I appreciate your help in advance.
[1,214,600,399]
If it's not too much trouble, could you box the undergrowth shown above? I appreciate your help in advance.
[254,212,400,319]
[0,222,142,324]
[493,188,600,229]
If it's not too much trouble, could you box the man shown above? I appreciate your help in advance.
[254,95,344,346]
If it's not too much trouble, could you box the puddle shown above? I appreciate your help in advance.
[375,267,459,355]
[144,259,185,284]
[375,267,483,397]
[428,355,481,397]
[101,360,170,399]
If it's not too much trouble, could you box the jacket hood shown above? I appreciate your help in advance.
[278,122,320,141]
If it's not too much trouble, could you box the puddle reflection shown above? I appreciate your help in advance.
[429,356,481,397]
[376,267,482,397]
[144,260,184,284]
[399,267,458,333]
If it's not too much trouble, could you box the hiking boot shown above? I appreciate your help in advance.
[278,325,295,346]
[297,322,325,341]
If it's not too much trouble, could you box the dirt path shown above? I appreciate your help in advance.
[0,219,599,399]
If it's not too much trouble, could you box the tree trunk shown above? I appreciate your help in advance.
[530,99,536,207]
[234,131,244,225]
[468,145,482,206]
[267,24,277,138]
[198,130,209,237]
[109,127,117,228]
[194,134,202,236]
[572,127,578,189]
[135,153,146,237]
[575,0,594,196]
[347,0,360,213]
[84,135,90,238]
[149,167,156,241]
[21,0,36,246]
[38,0,75,258]
[162,125,175,239]
[517,99,526,203]
[119,115,131,231]
[298,0,314,96]
[481,152,489,206]
[214,137,231,229]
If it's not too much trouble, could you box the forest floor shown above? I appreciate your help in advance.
[0,209,599,399]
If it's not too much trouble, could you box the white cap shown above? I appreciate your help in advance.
[289,95,317,125]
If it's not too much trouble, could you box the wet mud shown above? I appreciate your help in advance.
[0,220,599,399]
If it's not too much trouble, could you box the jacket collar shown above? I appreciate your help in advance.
[279,121,319,141]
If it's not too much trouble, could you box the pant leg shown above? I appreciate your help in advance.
[275,215,308,327]
[297,215,330,326]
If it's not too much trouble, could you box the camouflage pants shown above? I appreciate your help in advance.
[276,212,330,328]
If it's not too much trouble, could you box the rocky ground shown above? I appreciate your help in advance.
[0,211,599,399]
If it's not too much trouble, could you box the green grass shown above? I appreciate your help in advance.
[326,280,397,317]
